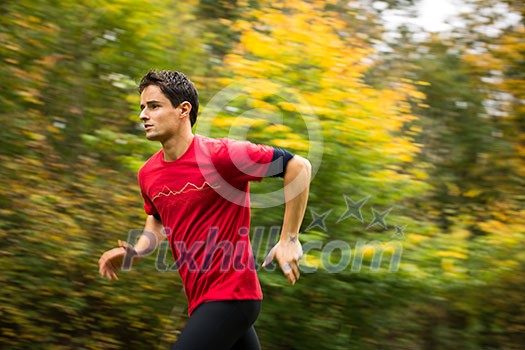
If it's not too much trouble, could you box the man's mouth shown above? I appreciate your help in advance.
[144,124,153,130]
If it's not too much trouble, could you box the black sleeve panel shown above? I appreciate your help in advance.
[267,147,295,178]
[152,213,162,223]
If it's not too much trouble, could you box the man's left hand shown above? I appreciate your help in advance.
[262,235,303,284]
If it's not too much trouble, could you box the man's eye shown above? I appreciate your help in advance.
[152,104,159,109]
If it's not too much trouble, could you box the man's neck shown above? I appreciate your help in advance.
[161,130,194,162]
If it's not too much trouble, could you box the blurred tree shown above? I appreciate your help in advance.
[1,0,523,349]
[362,0,525,348]
[0,0,207,348]
[206,1,431,349]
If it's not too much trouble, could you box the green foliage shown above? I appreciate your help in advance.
[0,0,523,349]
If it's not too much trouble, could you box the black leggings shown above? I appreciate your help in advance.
[171,300,262,350]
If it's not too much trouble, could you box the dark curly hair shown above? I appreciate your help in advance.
[138,70,199,127]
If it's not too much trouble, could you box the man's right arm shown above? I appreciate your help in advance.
[98,215,164,280]
[129,214,165,258]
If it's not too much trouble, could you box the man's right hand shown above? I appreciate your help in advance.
[98,215,165,280]
[98,241,127,280]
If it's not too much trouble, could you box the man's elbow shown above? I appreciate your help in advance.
[300,156,312,178]
[290,155,312,180]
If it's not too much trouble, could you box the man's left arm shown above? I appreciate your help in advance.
[263,155,312,284]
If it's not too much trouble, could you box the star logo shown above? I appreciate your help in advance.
[337,195,370,224]
[305,208,332,232]
[391,225,407,240]
[366,207,393,230]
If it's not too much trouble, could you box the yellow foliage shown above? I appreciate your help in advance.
[271,138,309,152]
[411,169,429,180]
[248,99,279,111]
[446,183,461,196]
[463,189,483,198]
[407,233,428,243]
[362,246,376,258]
[369,169,410,182]
[441,258,455,272]
[278,101,298,112]
[437,251,468,259]
[302,254,321,269]
[264,124,292,134]
[4,57,18,65]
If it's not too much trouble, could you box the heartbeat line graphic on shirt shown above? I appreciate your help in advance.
[152,182,220,201]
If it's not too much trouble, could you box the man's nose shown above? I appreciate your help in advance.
[139,109,148,121]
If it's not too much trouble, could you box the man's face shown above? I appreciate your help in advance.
[139,85,182,142]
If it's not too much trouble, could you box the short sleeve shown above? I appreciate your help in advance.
[141,189,158,216]
[138,170,159,216]
[216,138,275,183]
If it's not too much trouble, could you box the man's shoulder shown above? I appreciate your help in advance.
[194,134,230,156]
[195,134,227,147]
[196,134,257,150]
[195,134,274,160]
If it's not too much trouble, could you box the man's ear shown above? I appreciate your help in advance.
[179,101,192,119]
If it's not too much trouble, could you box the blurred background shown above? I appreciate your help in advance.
[0,0,523,349]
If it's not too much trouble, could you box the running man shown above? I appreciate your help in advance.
[98,70,311,350]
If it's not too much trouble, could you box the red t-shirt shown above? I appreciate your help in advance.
[138,135,274,315]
